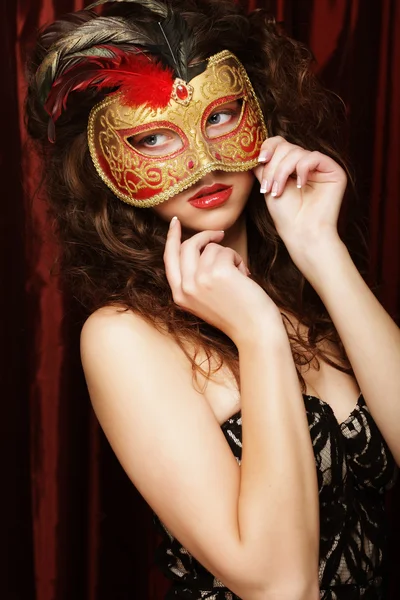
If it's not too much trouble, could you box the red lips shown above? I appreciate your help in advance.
[188,183,231,201]
[188,183,233,209]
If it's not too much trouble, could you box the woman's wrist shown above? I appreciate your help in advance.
[233,309,288,350]
[289,230,348,286]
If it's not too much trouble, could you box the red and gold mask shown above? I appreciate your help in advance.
[87,50,267,207]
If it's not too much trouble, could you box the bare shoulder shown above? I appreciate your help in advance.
[81,304,168,344]
[81,304,181,365]
[80,304,193,414]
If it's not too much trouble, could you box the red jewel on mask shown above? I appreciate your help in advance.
[171,78,194,106]
[176,85,188,101]
[215,153,222,160]
[188,160,194,169]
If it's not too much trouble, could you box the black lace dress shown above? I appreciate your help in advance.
[153,392,398,599]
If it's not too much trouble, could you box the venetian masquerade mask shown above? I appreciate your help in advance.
[87,50,268,207]
[36,0,268,207]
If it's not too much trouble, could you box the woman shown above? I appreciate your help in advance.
[25,0,400,598]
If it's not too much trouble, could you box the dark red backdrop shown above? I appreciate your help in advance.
[3,1,400,599]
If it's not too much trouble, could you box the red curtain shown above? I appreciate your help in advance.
[3,0,399,598]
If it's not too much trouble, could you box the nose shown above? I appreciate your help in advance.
[197,172,217,186]
[195,170,229,188]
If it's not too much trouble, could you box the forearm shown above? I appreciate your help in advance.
[235,318,320,593]
[302,235,400,465]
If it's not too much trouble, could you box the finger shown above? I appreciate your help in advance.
[257,135,287,163]
[198,245,248,281]
[257,141,298,194]
[268,147,310,197]
[164,216,183,292]
[180,229,225,288]
[199,243,247,275]
[196,241,222,269]
[296,151,340,187]
[237,260,249,277]
[210,246,248,274]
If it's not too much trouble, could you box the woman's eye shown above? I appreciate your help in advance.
[207,112,234,126]
[205,101,242,138]
[127,130,183,156]
[142,134,159,146]
[138,133,169,148]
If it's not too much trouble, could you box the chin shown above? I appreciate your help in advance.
[179,205,245,234]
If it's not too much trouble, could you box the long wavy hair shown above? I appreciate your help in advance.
[25,0,359,390]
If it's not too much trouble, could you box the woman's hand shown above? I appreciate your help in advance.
[253,136,347,270]
[164,217,281,345]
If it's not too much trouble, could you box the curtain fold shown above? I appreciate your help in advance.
[3,1,399,598]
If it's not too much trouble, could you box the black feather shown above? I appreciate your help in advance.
[86,0,194,80]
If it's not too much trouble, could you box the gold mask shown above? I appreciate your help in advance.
[88,50,268,207]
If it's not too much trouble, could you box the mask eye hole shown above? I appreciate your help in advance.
[204,99,243,140]
[126,128,184,157]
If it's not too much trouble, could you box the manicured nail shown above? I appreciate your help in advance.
[297,176,302,189]
[271,180,279,197]
[170,216,178,228]
[260,179,268,194]
[258,151,271,163]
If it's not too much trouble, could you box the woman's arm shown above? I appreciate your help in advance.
[81,306,319,600]
[301,234,400,466]
[236,323,320,598]
[254,135,400,466]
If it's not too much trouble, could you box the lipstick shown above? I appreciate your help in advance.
[188,184,233,209]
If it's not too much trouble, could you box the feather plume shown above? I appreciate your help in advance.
[44,46,174,124]
[87,0,194,80]
[36,0,195,142]
[55,44,151,85]
[36,1,194,107]
[36,16,156,105]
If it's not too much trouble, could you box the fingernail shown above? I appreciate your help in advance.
[271,181,279,197]
[258,151,271,163]
[297,176,302,189]
[170,216,178,228]
[260,179,268,194]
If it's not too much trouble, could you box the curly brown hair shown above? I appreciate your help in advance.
[25,0,358,390]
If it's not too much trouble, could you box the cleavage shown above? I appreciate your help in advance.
[302,361,361,425]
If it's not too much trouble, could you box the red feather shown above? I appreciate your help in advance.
[44,46,174,124]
